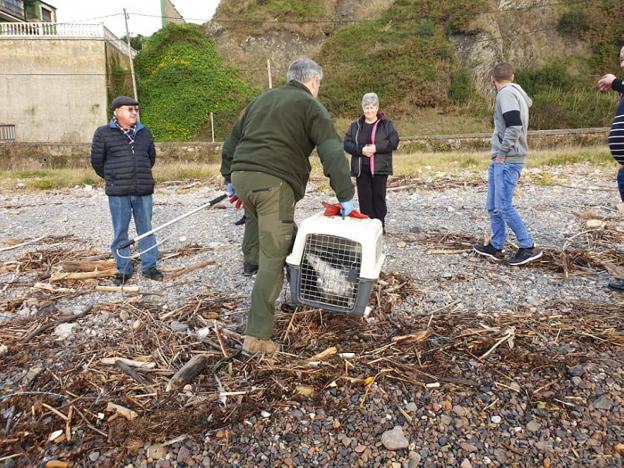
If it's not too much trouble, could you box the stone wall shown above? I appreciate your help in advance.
[0,141,223,170]
[0,128,609,170]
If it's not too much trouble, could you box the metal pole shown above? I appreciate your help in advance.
[118,194,227,249]
[160,0,167,28]
[123,8,138,102]
[267,59,272,89]
[210,112,215,143]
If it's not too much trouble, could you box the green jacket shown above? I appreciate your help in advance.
[221,81,354,202]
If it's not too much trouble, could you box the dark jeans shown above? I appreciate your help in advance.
[356,166,388,228]
[618,166,624,201]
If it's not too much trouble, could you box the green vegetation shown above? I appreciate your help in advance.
[1,147,615,191]
[123,0,623,139]
[107,55,134,117]
[556,0,624,71]
[225,0,327,20]
[514,64,618,130]
[317,0,487,117]
[213,0,330,38]
[134,24,258,141]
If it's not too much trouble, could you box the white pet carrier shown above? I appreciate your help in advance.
[285,213,385,315]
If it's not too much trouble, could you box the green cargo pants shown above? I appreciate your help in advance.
[231,171,297,339]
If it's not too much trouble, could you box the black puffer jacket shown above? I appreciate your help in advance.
[91,120,156,196]
[343,114,400,177]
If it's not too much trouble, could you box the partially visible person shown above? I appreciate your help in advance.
[473,62,543,266]
[343,92,399,233]
[221,58,354,355]
[91,96,163,285]
[598,45,624,291]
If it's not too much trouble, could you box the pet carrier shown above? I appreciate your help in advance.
[285,213,385,315]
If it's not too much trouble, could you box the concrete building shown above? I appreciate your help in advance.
[0,0,57,23]
[0,3,135,143]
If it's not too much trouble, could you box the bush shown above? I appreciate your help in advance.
[514,65,574,94]
[317,0,487,117]
[448,68,474,104]
[513,63,617,129]
[557,11,590,36]
[134,24,258,141]
[527,88,616,130]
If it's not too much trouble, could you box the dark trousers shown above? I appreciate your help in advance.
[618,166,624,201]
[356,166,388,228]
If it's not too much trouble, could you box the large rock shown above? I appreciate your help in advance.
[381,426,409,451]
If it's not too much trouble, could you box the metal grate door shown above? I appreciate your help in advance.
[0,125,15,141]
[299,234,362,311]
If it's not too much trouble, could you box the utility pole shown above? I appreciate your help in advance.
[123,8,138,102]
[160,0,167,28]
[267,59,272,89]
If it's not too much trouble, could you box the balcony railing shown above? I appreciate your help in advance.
[0,0,25,19]
[0,22,136,57]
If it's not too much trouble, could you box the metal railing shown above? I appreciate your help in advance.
[0,0,25,19]
[0,125,16,142]
[0,22,135,56]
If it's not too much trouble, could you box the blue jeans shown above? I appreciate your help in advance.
[618,167,624,201]
[486,162,534,250]
[108,195,158,274]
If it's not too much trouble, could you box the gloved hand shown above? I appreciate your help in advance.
[226,182,235,197]
[340,200,354,218]
[226,182,243,209]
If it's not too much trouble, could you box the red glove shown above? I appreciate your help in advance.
[229,195,243,209]
[321,202,368,219]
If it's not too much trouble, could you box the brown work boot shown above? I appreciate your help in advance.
[242,335,278,355]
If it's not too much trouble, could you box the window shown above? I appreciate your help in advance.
[41,6,52,22]
[0,125,16,141]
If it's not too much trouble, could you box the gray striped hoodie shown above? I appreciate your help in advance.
[491,83,533,164]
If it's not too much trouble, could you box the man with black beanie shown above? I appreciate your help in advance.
[91,96,163,285]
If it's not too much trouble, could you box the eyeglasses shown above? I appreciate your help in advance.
[121,106,139,113]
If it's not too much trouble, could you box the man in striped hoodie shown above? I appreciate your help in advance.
[598,45,624,291]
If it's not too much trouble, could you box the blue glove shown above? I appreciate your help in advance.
[340,200,354,218]
[226,182,235,197]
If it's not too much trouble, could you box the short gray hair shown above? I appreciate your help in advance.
[361,92,379,107]
[287,58,323,83]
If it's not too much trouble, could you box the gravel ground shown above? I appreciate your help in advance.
[1,164,623,467]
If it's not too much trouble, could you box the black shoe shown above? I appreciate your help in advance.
[280,302,298,313]
[113,272,133,286]
[507,246,543,266]
[473,243,504,261]
[607,278,624,291]
[142,267,164,281]
[243,262,258,276]
[234,215,246,226]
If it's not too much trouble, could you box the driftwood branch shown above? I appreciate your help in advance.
[166,355,210,392]
[0,236,46,252]
[115,360,156,393]
[50,270,116,282]
[95,285,139,294]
